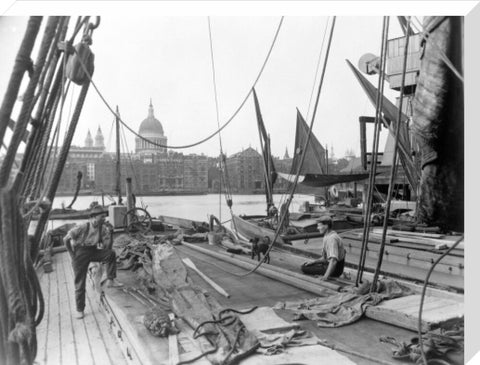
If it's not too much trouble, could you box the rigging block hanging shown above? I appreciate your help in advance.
[65,35,95,85]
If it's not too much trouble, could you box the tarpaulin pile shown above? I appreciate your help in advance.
[275,279,413,327]
[380,325,464,363]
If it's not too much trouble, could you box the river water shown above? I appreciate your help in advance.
[52,193,314,223]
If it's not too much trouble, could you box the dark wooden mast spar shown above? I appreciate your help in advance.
[115,105,122,204]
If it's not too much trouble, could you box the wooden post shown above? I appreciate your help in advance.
[126,177,134,226]
[115,106,123,205]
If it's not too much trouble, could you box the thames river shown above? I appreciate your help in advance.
[52,193,314,223]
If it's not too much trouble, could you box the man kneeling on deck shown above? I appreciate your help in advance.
[301,215,346,281]
[64,206,123,319]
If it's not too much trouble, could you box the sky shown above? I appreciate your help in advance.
[0,14,419,159]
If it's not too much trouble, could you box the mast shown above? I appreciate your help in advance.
[115,105,122,204]
[324,144,329,204]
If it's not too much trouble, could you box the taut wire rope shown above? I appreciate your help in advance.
[355,16,390,286]
[229,16,337,277]
[207,17,224,221]
[306,18,330,121]
[370,16,411,292]
[72,17,284,150]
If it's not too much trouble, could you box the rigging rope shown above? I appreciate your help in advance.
[0,17,42,150]
[72,17,284,150]
[207,17,224,220]
[411,16,463,83]
[417,235,463,365]
[370,16,411,292]
[24,59,72,207]
[0,16,82,365]
[355,16,390,286]
[0,17,57,188]
[19,17,70,195]
[207,17,236,225]
[33,80,91,245]
[230,16,337,277]
[306,19,330,121]
[119,121,143,206]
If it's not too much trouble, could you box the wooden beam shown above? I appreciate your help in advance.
[365,294,463,332]
[168,313,179,365]
[369,232,464,250]
[213,246,343,291]
[180,241,339,295]
[182,258,230,298]
[373,228,445,239]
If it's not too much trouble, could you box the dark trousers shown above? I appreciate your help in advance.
[72,246,117,312]
[301,259,345,277]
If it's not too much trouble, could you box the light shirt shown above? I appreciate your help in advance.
[321,230,346,261]
[65,221,111,248]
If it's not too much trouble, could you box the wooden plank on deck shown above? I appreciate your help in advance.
[35,252,127,365]
[365,294,463,332]
[45,251,62,365]
[35,261,51,365]
[57,252,77,364]
[62,253,95,365]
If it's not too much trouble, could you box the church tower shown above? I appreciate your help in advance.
[94,126,105,150]
[85,129,93,148]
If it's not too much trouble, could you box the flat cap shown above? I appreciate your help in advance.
[316,215,332,224]
[89,205,107,217]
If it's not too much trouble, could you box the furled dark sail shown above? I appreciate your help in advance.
[412,16,463,231]
[346,59,420,193]
[252,89,277,208]
[279,109,370,187]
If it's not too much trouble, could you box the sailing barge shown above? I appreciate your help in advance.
[34,221,464,365]
[0,14,465,365]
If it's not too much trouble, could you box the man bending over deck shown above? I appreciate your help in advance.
[64,206,123,319]
[301,216,346,281]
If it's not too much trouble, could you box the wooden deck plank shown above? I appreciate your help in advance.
[35,263,51,365]
[343,242,463,276]
[342,235,464,266]
[61,252,95,365]
[57,253,77,365]
[176,245,318,309]
[365,294,464,331]
[389,297,455,314]
[82,293,114,364]
[45,252,62,365]
[84,274,128,365]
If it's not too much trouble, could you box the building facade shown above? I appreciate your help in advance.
[56,101,208,195]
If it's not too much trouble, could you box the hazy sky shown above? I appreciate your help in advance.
[0,15,414,159]
[0,3,472,160]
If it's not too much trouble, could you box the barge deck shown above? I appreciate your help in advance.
[35,229,464,364]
